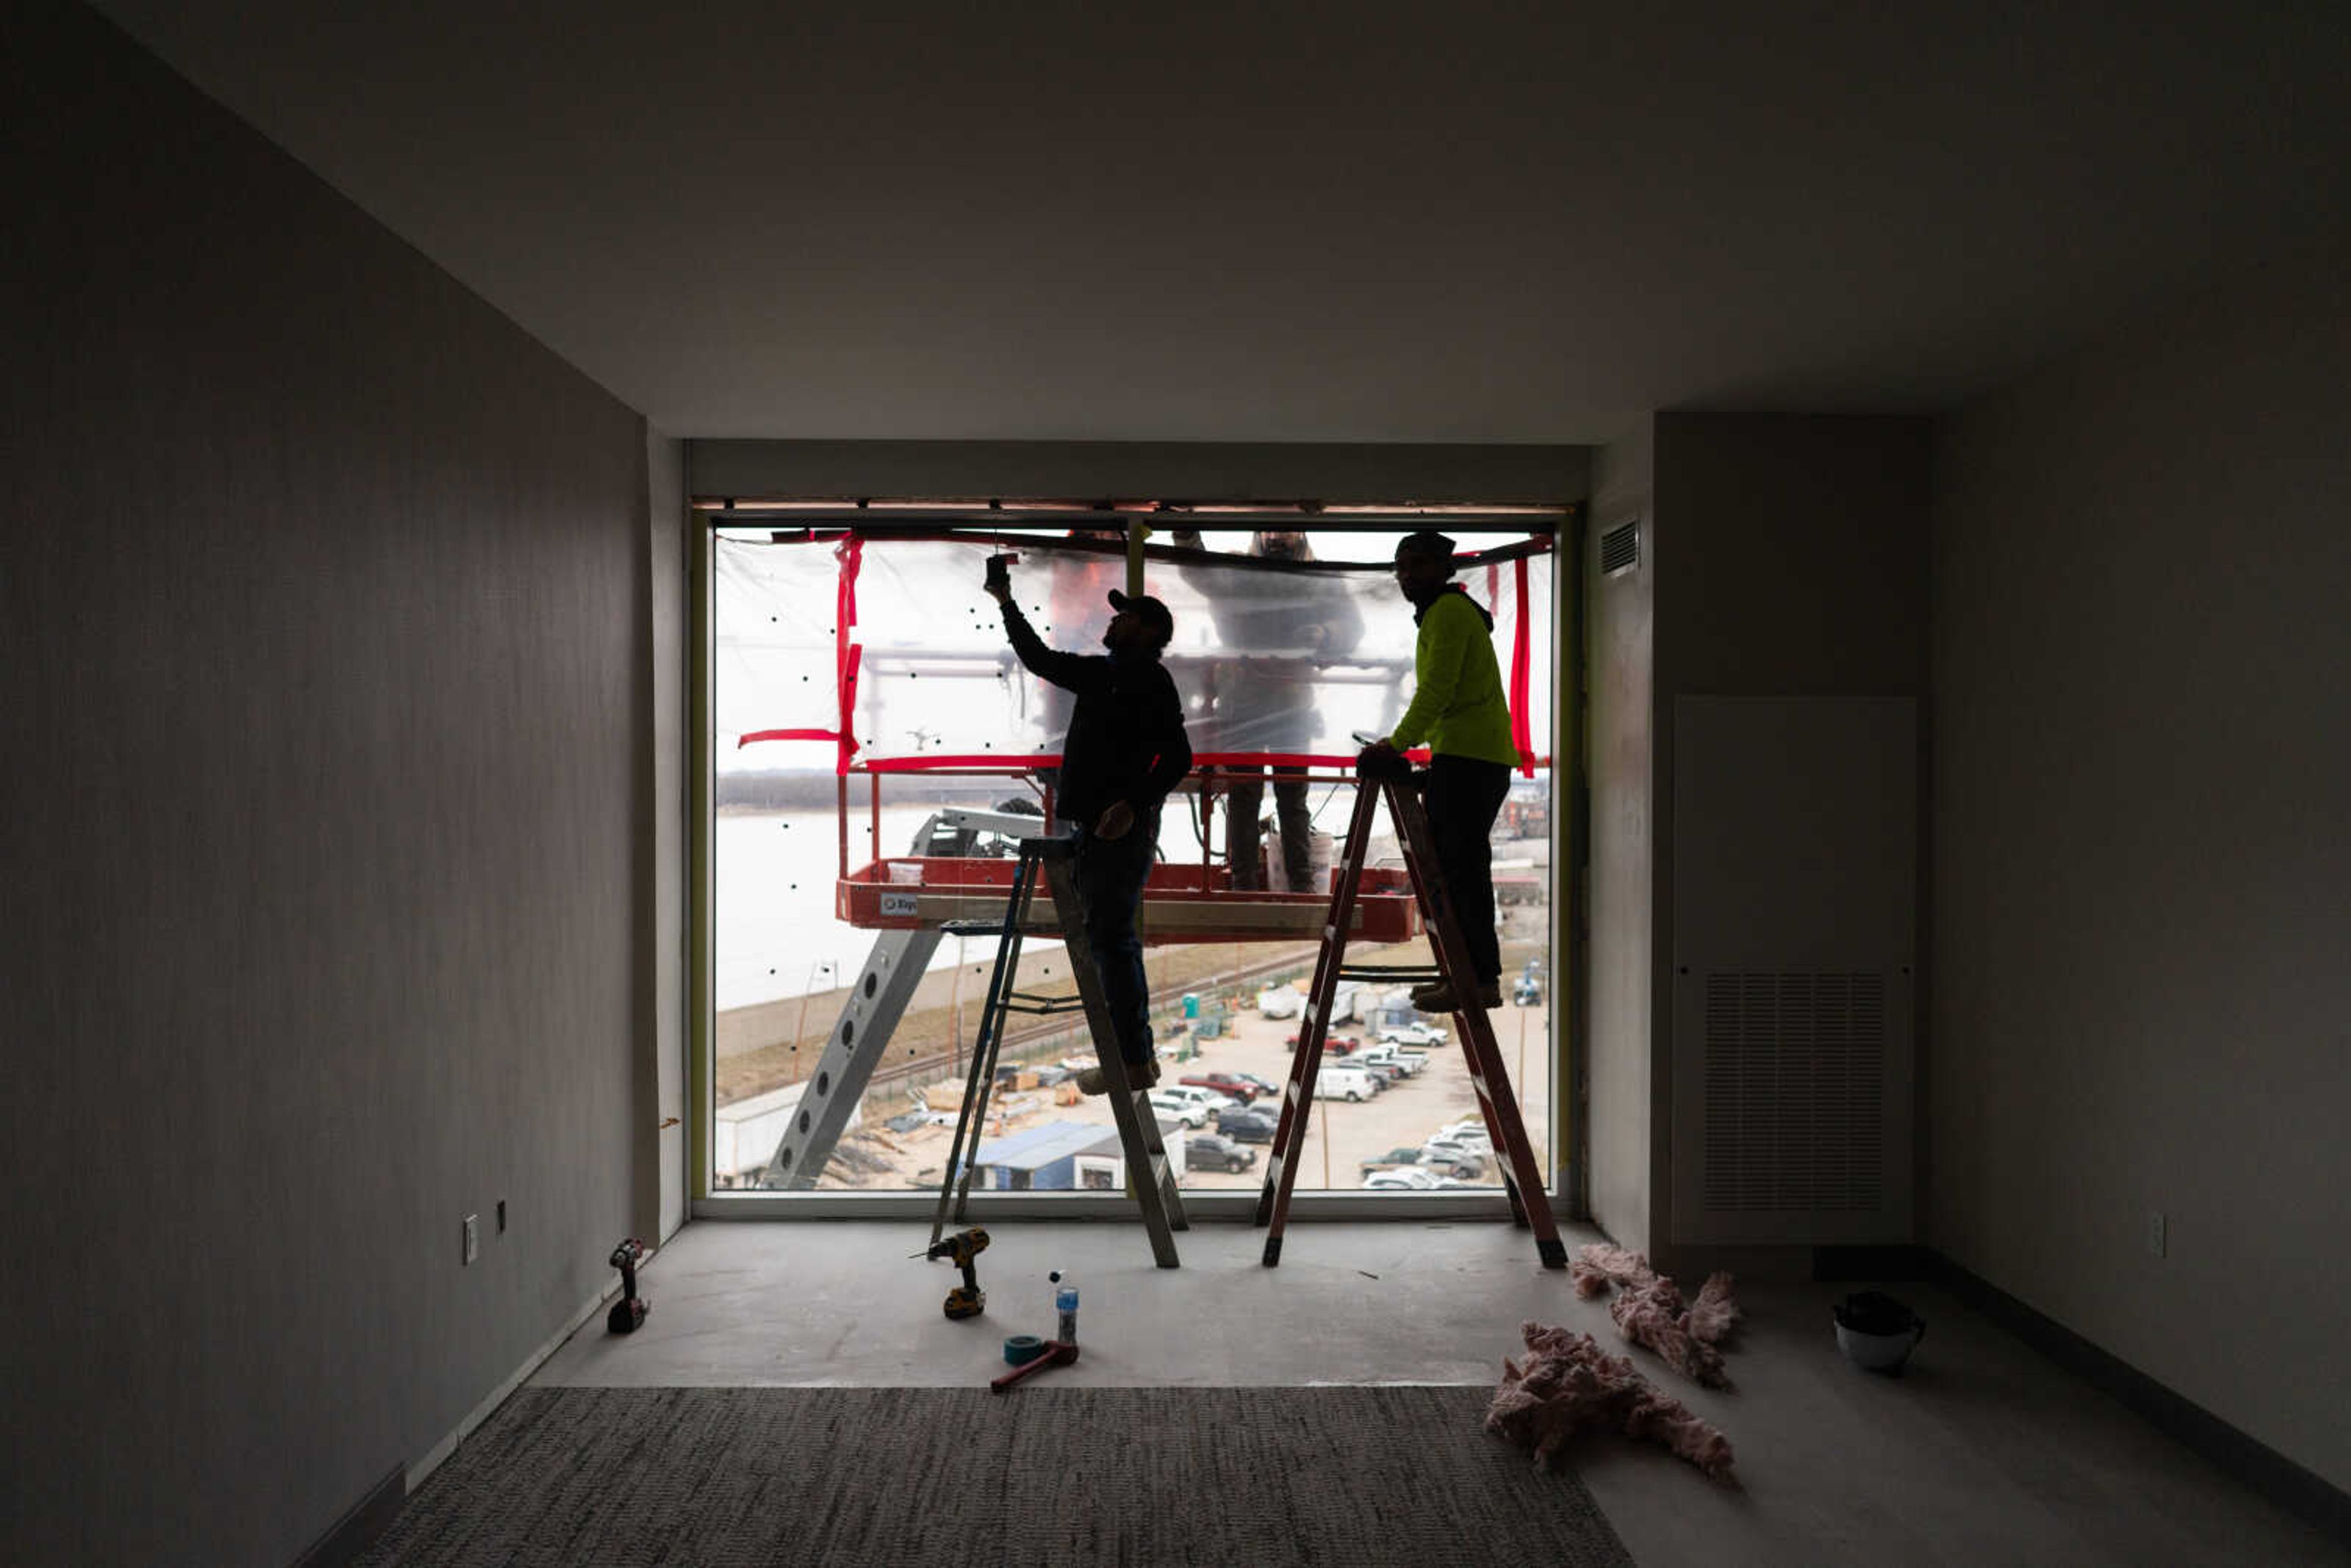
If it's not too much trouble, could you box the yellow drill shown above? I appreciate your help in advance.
[920,1228,991,1319]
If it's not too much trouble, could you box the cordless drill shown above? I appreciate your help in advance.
[921,1227,991,1320]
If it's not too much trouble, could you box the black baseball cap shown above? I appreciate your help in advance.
[1106,589,1174,647]
[1395,530,1459,574]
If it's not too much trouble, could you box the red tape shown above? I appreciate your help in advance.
[852,748,1432,771]
[834,537,864,775]
[1510,555,1534,777]
[860,752,1060,772]
[738,728,842,748]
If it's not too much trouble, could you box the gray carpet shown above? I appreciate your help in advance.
[356,1386,1637,1566]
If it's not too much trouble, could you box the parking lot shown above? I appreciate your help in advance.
[868,985,1554,1193]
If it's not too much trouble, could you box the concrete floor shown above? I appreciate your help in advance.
[538,1218,2345,1567]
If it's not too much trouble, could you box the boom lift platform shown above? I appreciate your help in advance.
[754,806,1037,1189]
[762,790,1425,1190]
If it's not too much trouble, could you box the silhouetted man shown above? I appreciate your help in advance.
[1365,531,1518,1013]
[988,558,1192,1092]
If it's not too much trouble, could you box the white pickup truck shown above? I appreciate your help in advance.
[1355,1043,1427,1077]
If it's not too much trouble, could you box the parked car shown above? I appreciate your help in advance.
[1145,1088,1213,1128]
[1355,1045,1424,1077]
[1232,1072,1280,1099]
[1348,1057,1404,1084]
[1285,1032,1360,1054]
[1185,1132,1259,1174]
[1421,1135,1490,1173]
[1179,1071,1266,1103]
[1424,1124,1491,1152]
[1379,1022,1448,1048]
[1217,1106,1279,1142]
[1316,1066,1381,1103]
[1358,1144,1429,1174]
[1362,1166,1446,1190]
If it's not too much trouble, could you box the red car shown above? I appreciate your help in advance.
[1283,1032,1360,1055]
[1179,1071,1267,1103]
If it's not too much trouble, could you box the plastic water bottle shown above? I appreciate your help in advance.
[1050,1269,1079,1345]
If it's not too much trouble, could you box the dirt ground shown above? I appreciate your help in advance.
[717,939,1322,1106]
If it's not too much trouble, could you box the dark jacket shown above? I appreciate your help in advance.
[1002,601,1192,826]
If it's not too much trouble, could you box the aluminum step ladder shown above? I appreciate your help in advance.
[928,835,1187,1267]
[1254,753,1565,1269]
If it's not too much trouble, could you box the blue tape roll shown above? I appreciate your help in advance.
[1003,1334,1047,1365]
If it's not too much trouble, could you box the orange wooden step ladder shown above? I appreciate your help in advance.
[1255,751,1564,1269]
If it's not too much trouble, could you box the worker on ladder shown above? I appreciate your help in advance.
[985,557,1193,1093]
[1363,530,1519,1014]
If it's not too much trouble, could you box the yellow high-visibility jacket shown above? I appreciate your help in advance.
[1386,587,1518,767]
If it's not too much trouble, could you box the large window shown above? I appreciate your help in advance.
[705,517,1561,1205]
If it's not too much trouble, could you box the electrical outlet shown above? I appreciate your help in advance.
[2146,1210,2166,1259]
[463,1214,479,1265]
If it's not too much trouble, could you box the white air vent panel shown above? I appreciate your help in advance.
[1671,697,1916,1245]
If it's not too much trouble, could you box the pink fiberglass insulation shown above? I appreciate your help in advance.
[1568,1243,1742,1390]
[1487,1321,1738,1484]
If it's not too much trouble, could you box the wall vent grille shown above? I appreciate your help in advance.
[1599,520,1641,576]
[1701,970,1886,1213]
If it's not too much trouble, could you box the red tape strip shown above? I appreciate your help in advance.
[1510,555,1534,777]
[738,728,842,748]
[834,537,864,775]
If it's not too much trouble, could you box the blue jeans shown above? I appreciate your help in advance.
[1073,815,1157,1067]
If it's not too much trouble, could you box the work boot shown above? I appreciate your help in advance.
[1076,1057,1159,1095]
[1408,980,1503,1015]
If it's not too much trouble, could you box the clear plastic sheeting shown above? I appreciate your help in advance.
[718,530,1553,775]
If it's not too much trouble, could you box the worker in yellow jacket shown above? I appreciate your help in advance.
[1367,530,1520,1013]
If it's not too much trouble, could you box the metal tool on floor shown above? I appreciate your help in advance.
[928,835,1186,1267]
[1254,747,1566,1270]
[989,1340,1079,1391]
[915,1226,991,1319]
[606,1237,650,1333]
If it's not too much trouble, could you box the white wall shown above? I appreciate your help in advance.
[1,7,651,1562]
[1930,250,2350,1490]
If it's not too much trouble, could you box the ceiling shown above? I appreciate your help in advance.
[94,2,2351,445]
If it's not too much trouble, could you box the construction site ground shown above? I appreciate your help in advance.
[819,929,1554,1195]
